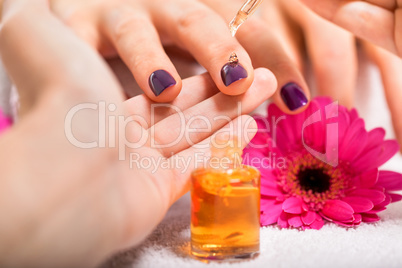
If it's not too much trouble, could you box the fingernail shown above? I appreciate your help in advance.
[221,62,248,87]
[280,82,308,111]
[148,70,176,96]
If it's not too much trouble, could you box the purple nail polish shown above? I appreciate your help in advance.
[221,62,248,87]
[148,70,176,96]
[280,82,308,111]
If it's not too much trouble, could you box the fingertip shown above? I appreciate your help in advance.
[238,114,258,149]
[218,62,254,96]
[146,71,182,103]
[245,115,258,142]
[271,80,311,115]
[253,68,278,98]
[280,82,310,111]
[267,61,310,114]
[214,50,254,96]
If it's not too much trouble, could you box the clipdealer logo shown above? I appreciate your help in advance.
[302,101,339,167]
[63,100,339,168]
[63,101,255,161]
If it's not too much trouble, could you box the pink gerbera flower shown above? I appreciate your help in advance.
[0,108,11,134]
[243,97,402,230]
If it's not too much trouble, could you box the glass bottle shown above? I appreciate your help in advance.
[190,139,260,260]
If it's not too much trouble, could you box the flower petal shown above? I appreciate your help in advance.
[267,103,304,151]
[339,119,368,162]
[353,213,362,225]
[353,140,399,173]
[245,117,271,154]
[282,197,306,214]
[376,171,402,191]
[370,194,391,211]
[336,106,350,144]
[302,101,326,153]
[364,207,387,213]
[261,198,278,209]
[349,189,386,205]
[288,215,304,228]
[332,220,355,227]
[364,128,386,153]
[267,102,284,119]
[342,196,374,213]
[349,169,378,189]
[361,213,381,223]
[242,149,266,160]
[259,166,278,180]
[321,200,354,222]
[389,193,402,203]
[348,108,359,122]
[301,211,317,225]
[309,215,325,230]
[314,96,334,107]
[260,203,283,226]
[261,181,283,197]
[277,212,290,228]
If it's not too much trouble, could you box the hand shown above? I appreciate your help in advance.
[46,0,258,102]
[293,0,402,150]
[300,0,402,57]
[201,0,402,150]
[0,0,277,267]
[200,0,312,114]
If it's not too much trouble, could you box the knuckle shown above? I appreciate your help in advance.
[271,59,296,73]
[315,46,352,62]
[176,7,211,33]
[129,52,149,71]
[121,37,156,70]
[203,41,227,58]
[112,13,148,42]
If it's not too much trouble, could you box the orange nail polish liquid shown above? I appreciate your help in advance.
[190,139,260,260]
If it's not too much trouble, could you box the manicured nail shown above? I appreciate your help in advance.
[280,82,308,111]
[148,70,176,96]
[221,53,248,87]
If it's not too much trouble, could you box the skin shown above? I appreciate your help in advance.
[301,0,402,57]
[46,0,256,102]
[43,0,402,146]
[205,0,402,149]
[0,0,277,266]
[299,0,402,150]
[0,0,401,266]
[200,0,311,114]
[44,0,312,113]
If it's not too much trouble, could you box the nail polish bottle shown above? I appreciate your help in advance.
[190,139,260,260]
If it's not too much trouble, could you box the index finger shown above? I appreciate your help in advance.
[150,0,255,96]
[125,68,276,130]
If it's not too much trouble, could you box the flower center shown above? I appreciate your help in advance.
[278,152,350,210]
[298,168,331,193]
